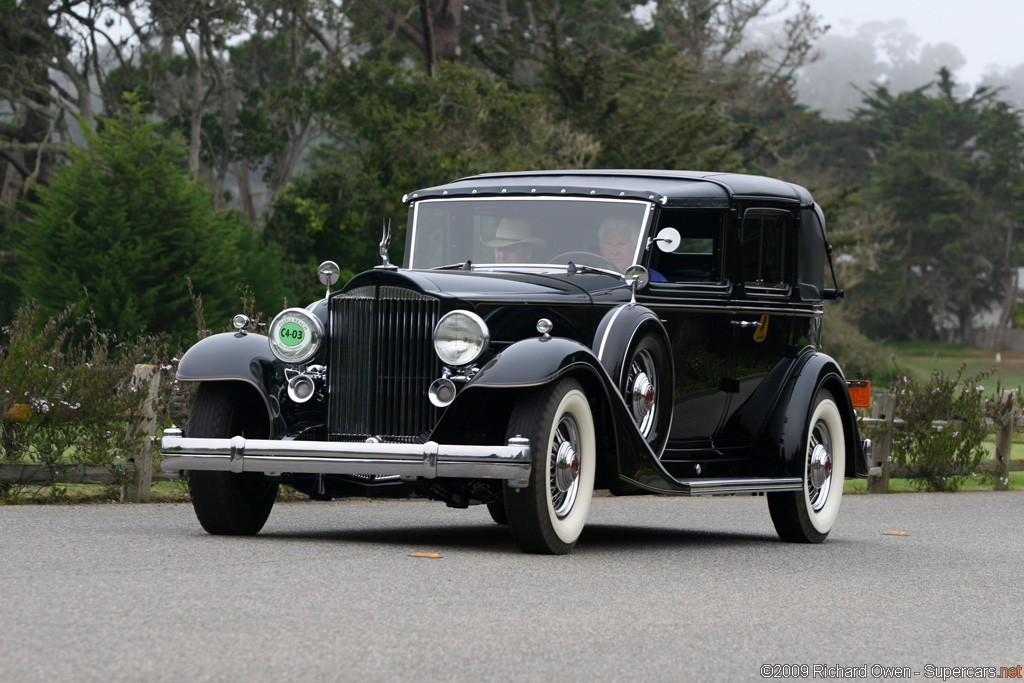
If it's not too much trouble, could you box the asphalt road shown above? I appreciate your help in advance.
[2,491,1023,682]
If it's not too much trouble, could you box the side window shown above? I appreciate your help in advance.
[741,211,790,296]
[650,211,724,283]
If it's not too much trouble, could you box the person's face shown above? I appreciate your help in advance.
[600,226,636,271]
[494,243,533,263]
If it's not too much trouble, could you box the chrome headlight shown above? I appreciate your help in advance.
[433,310,489,366]
[268,308,324,364]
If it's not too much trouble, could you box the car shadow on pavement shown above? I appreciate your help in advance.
[257,522,779,553]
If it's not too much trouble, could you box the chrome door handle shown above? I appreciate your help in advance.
[731,320,759,328]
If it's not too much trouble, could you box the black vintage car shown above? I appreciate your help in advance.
[161,170,871,554]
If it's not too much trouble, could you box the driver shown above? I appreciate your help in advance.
[482,218,546,263]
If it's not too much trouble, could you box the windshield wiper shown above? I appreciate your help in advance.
[566,261,619,277]
[433,260,474,271]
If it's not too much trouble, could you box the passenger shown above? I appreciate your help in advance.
[599,218,667,281]
[598,218,639,272]
[482,218,545,263]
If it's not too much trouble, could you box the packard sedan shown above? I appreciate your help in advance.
[161,170,870,554]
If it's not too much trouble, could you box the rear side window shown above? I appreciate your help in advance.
[741,211,790,296]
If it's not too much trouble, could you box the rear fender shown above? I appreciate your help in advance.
[753,350,865,479]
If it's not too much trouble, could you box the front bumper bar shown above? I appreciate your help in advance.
[159,429,532,487]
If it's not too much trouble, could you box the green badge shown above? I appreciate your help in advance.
[279,321,306,347]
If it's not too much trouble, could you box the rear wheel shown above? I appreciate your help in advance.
[768,389,845,543]
[186,383,278,536]
[503,378,596,554]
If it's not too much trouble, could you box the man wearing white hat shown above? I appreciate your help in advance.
[482,218,546,263]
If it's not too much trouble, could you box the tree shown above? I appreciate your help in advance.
[14,94,281,346]
[266,59,603,302]
[852,69,1024,344]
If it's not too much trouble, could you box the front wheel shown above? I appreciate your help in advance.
[186,383,278,536]
[503,378,596,554]
[767,389,846,543]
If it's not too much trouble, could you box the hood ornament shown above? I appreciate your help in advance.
[376,218,397,269]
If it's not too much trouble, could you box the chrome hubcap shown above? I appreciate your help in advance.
[807,424,833,511]
[627,350,657,437]
[550,415,581,518]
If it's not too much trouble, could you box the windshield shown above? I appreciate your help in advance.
[408,197,653,272]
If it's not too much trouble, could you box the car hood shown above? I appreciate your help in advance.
[340,267,629,304]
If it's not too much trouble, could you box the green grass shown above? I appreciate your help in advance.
[844,469,1023,493]
[883,341,1024,394]
[0,480,311,505]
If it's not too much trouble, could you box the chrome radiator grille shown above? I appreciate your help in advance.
[327,285,442,443]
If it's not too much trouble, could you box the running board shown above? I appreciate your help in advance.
[673,477,803,496]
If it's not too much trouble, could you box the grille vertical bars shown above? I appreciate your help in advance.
[328,286,441,442]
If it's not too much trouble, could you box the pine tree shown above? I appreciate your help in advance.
[16,93,272,345]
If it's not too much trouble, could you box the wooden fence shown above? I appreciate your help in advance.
[861,391,1019,493]
[2,370,1020,500]
[0,364,175,502]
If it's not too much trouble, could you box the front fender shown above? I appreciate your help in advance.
[176,332,278,425]
[470,337,603,388]
[433,336,685,493]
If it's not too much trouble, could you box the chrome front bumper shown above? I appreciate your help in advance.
[159,429,532,488]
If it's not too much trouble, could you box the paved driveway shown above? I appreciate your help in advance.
[2,491,1022,681]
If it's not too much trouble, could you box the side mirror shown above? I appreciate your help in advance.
[623,265,649,304]
[650,227,681,253]
[318,261,341,297]
[623,264,650,289]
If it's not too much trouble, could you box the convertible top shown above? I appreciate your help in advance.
[405,170,814,209]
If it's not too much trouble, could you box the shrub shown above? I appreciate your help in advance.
[891,363,992,492]
[821,306,890,382]
[0,301,165,501]
[12,92,283,349]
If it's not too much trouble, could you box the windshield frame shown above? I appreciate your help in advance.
[406,196,655,272]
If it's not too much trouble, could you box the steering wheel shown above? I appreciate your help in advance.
[549,251,618,271]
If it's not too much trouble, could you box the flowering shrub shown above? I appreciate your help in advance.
[891,363,992,492]
[0,302,167,500]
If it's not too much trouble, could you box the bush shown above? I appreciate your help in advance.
[12,92,283,349]
[891,363,992,492]
[821,306,890,382]
[0,301,166,501]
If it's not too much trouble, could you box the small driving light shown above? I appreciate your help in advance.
[232,314,250,331]
[433,310,490,366]
[536,318,553,335]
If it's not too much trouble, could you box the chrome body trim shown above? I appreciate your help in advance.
[663,477,803,496]
[160,433,532,485]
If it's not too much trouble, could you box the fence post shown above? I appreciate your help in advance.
[993,389,1016,492]
[867,394,895,494]
[122,364,161,503]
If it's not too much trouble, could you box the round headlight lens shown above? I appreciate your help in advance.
[433,310,490,366]
[268,308,324,364]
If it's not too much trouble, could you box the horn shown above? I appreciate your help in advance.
[287,374,316,403]
[428,378,457,408]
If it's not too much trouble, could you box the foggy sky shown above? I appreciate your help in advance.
[805,0,1024,85]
